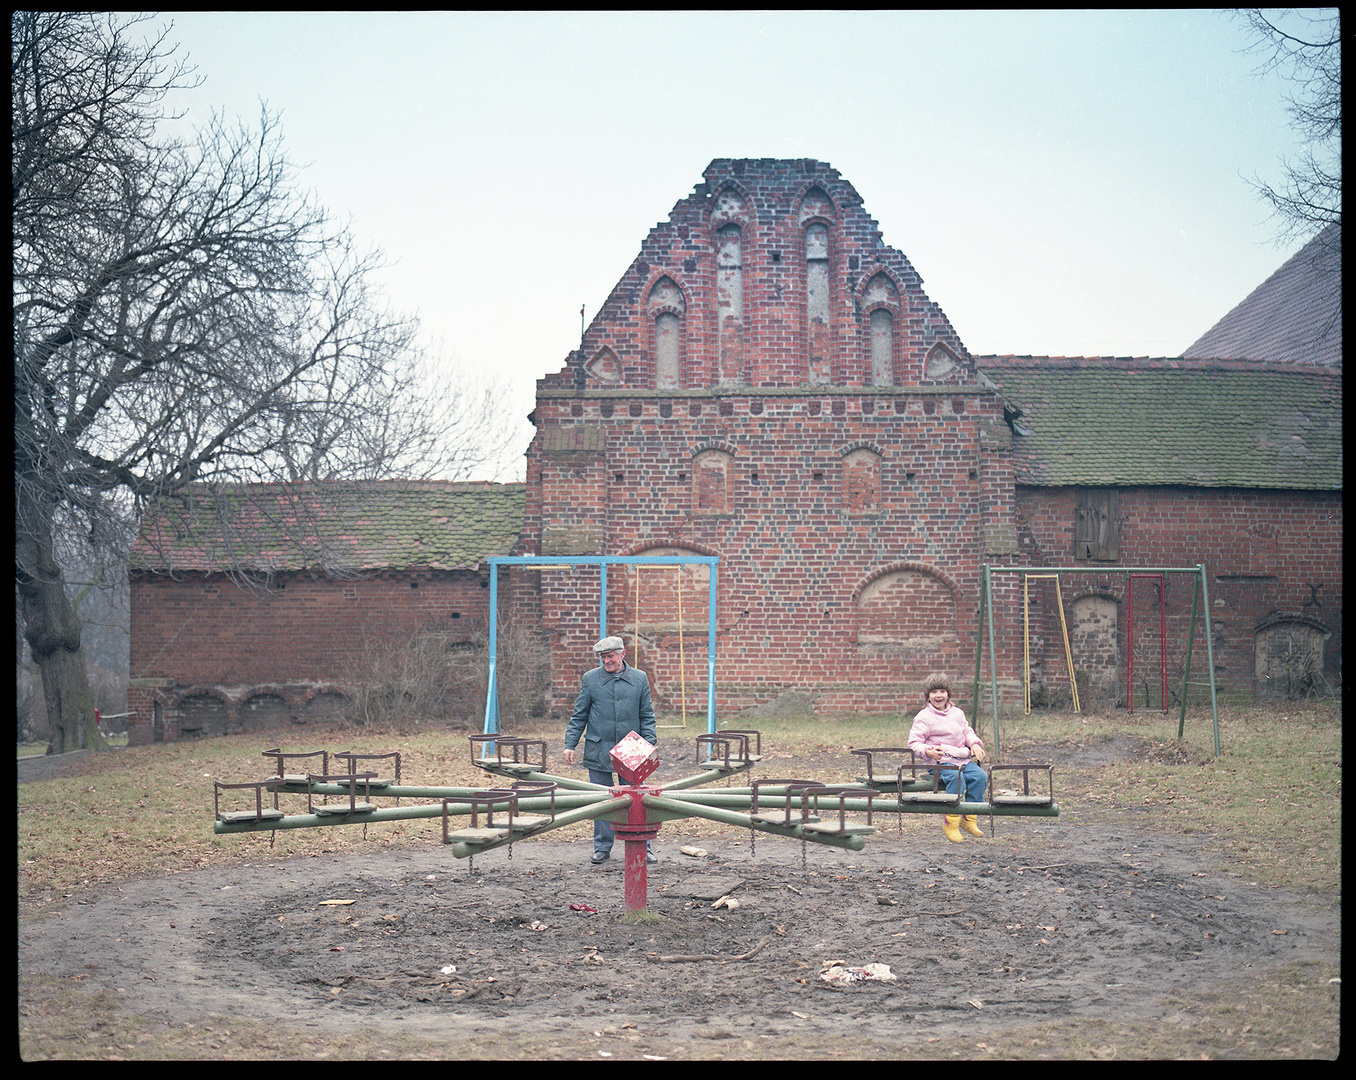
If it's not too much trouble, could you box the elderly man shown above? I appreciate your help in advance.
[563,636,657,864]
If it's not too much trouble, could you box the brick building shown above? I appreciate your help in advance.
[515,159,1341,717]
[127,160,1341,741]
[127,481,523,744]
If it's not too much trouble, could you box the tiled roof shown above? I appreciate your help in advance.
[1183,223,1341,368]
[976,357,1342,490]
[132,480,526,574]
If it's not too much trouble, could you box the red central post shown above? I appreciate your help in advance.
[609,732,662,912]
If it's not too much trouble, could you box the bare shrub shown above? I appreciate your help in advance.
[343,612,551,729]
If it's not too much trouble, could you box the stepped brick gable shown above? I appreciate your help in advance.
[520,159,1018,715]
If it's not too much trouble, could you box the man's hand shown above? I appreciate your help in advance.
[563,748,576,766]
[972,746,986,763]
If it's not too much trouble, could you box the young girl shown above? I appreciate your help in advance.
[907,672,987,842]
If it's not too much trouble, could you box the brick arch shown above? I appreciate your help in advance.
[645,274,688,317]
[1254,612,1332,700]
[688,439,739,459]
[615,538,721,560]
[857,269,902,313]
[851,563,962,651]
[795,184,838,226]
[708,182,754,228]
[838,440,884,458]
[241,689,293,730]
[853,561,962,608]
[840,446,883,514]
[1067,590,1122,701]
[300,684,352,723]
[170,685,238,739]
[691,447,734,515]
[612,544,717,709]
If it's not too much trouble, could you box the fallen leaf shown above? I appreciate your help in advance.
[318,899,356,907]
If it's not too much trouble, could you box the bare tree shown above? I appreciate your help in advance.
[1234,8,1342,242]
[14,12,511,752]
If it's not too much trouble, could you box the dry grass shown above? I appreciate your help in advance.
[19,700,1341,911]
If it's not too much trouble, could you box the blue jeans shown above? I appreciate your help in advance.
[931,761,988,804]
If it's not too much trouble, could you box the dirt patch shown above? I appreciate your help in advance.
[19,762,1339,1059]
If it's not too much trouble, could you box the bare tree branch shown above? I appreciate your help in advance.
[1233,8,1342,242]
[13,12,518,751]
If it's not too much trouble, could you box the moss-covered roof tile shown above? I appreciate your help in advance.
[132,480,526,574]
[976,357,1342,490]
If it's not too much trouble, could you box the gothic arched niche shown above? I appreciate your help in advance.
[862,273,900,386]
[647,278,686,389]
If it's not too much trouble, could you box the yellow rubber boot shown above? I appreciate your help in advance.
[960,814,984,837]
[941,815,964,843]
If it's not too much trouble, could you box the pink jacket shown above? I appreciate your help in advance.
[907,703,983,765]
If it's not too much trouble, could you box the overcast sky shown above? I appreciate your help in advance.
[152,10,1320,480]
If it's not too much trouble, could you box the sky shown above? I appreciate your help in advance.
[150,10,1323,480]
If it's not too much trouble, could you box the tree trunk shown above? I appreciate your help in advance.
[15,490,108,755]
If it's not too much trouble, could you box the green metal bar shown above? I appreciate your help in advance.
[213,791,621,834]
[661,790,1059,818]
[641,794,867,851]
[971,568,987,737]
[892,800,1060,818]
[659,767,757,790]
[293,786,610,810]
[985,564,1001,758]
[983,566,1209,575]
[1198,565,1221,757]
[1179,569,1202,740]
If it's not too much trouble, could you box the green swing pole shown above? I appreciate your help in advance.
[1178,569,1201,741]
[985,564,1001,759]
[971,569,987,742]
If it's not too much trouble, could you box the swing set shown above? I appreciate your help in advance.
[972,563,1220,757]
[482,554,720,739]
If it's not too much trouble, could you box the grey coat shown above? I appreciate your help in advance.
[565,662,657,772]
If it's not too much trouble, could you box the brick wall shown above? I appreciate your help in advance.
[127,568,494,745]
[1013,486,1343,704]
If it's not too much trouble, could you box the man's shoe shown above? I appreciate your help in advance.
[590,850,610,864]
[646,852,657,864]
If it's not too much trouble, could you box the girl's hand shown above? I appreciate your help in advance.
[926,746,943,761]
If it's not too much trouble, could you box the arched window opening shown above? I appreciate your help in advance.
[647,277,686,389]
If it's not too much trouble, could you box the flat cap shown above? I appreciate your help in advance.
[593,635,625,654]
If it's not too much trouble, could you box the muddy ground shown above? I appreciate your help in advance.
[17,740,1341,1058]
